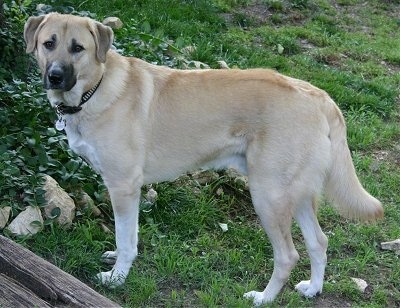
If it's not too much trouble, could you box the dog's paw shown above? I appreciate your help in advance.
[244,290,269,306]
[295,280,322,298]
[101,250,118,265]
[95,270,126,288]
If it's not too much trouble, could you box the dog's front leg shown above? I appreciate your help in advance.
[97,171,142,287]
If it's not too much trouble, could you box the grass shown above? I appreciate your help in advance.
[2,0,400,307]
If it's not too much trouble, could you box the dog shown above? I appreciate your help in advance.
[24,13,383,305]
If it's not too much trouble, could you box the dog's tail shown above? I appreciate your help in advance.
[324,98,383,221]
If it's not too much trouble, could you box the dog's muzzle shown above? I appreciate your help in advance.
[44,61,76,91]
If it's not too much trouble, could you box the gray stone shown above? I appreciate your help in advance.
[43,175,75,227]
[102,17,123,29]
[381,239,400,255]
[100,223,112,234]
[6,206,43,236]
[191,170,219,185]
[0,206,11,229]
[145,188,158,204]
[351,278,368,293]
[225,168,249,190]
[217,60,230,69]
[76,191,102,217]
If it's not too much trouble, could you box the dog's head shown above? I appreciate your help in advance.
[24,13,113,95]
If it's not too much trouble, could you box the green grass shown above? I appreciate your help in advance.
[1,0,400,307]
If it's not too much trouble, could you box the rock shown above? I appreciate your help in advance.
[216,187,224,196]
[0,206,11,229]
[75,191,102,217]
[181,45,196,56]
[381,239,400,255]
[36,3,46,11]
[192,187,201,195]
[351,278,368,293]
[145,188,158,204]
[102,17,123,29]
[191,170,219,185]
[381,239,400,251]
[217,60,230,69]
[183,60,210,69]
[36,3,51,11]
[43,175,75,227]
[141,186,158,207]
[225,168,249,190]
[100,223,112,234]
[277,44,284,54]
[6,206,43,236]
[218,223,228,232]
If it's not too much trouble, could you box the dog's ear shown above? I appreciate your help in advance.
[24,15,47,53]
[91,21,114,63]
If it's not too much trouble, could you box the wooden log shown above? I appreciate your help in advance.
[0,235,120,307]
[0,273,52,307]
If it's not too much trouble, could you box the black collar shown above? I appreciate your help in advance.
[55,76,103,115]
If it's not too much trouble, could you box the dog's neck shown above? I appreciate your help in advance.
[54,76,103,115]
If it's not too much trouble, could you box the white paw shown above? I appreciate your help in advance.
[96,269,126,288]
[244,290,269,306]
[295,280,322,298]
[101,250,118,265]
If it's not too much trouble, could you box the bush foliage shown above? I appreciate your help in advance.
[0,1,196,219]
[0,3,98,215]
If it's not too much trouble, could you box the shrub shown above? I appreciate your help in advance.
[0,2,102,217]
[0,1,194,220]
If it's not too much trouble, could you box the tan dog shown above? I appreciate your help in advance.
[24,13,383,305]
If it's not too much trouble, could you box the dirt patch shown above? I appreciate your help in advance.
[238,2,272,25]
[313,293,352,307]
[220,2,271,27]
[221,1,314,28]
[371,140,400,168]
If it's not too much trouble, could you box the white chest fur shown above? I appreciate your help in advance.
[64,122,102,173]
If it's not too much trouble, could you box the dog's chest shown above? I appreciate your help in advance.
[65,124,102,173]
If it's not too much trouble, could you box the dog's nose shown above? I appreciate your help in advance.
[48,68,64,85]
[44,62,76,90]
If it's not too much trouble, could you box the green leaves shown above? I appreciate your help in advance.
[113,20,187,68]
[0,5,102,215]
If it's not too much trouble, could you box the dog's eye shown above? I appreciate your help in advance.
[44,41,55,50]
[72,45,85,53]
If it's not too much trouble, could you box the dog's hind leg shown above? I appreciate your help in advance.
[243,176,300,305]
[294,197,328,297]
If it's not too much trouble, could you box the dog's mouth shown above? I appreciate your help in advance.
[44,62,77,91]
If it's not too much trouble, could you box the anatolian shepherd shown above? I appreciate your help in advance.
[24,13,383,305]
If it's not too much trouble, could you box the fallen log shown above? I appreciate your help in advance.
[0,273,52,307]
[0,235,120,307]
